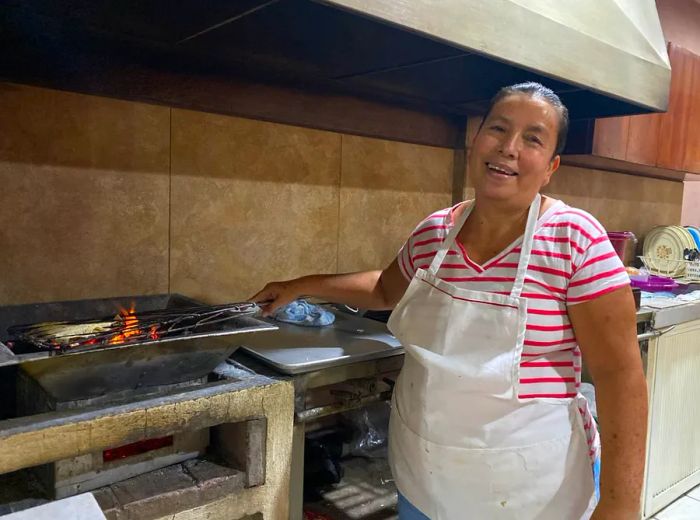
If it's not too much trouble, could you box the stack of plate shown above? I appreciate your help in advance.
[686,226,700,249]
[642,226,699,278]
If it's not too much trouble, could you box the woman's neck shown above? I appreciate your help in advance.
[466,195,539,237]
[456,195,548,265]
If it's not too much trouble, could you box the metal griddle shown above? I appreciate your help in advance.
[239,306,402,374]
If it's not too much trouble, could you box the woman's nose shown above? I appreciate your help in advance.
[498,133,519,158]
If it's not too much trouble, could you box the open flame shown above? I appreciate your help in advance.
[108,304,160,345]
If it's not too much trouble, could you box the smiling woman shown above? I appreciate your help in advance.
[252,83,647,520]
[470,83,566,208]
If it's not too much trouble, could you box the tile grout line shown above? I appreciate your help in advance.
[168,109,172,294]
[654,493,700,519]
[336,134,343,274]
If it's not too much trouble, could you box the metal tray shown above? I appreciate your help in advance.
[239,308,402,375]
[20,315,277,402]
[0,294,277,402]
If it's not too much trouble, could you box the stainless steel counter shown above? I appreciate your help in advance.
[636,300,700,344]
[637,309,654,324]
[645,300,700,328]
[237,308,401,375]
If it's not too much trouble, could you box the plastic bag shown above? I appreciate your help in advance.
[340,401,391,457]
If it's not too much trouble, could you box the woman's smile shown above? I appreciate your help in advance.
[485,162,519,179]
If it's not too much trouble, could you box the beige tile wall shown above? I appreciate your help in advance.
[169,109,342,303]
[169,119,453,302]
[0,83,170,306]
[1,82,685,306]
[543,166,684,238]
[0,82,454,306]
[338,136,454,272]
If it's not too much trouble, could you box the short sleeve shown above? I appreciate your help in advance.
[566,233,630,305]
[395,208,452,282]
[397,232,417,281]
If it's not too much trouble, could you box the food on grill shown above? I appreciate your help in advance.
[23,321,115,346]
[7,302,263,352]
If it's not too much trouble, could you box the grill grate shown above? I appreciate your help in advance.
[8,302,262,352]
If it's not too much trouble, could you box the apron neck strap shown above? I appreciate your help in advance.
[428,201,474,275]
[428,194,542,299]
[511,194,541,298]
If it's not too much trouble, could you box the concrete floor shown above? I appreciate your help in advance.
[305,457,700,520]
[651,484,700,520]
[304,456,397,520]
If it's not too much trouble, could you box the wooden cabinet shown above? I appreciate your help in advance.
[656,43,696,171]
[682,49,700,173]
[587,111,663,167]
[564,43,700,179]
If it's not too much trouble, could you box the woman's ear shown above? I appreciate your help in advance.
[542,155,561,187]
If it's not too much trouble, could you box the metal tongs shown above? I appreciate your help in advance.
[8,301,266,351]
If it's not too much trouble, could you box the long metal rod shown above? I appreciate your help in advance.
[637,331,660,342]
[637,325,676,342]
[295,391,393,423]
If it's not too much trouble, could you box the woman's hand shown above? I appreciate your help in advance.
[250,278,306,316]
[590,500,640,520]
[250,264,409,317]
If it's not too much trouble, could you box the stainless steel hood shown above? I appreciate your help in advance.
[0,0,671,120]
[322,0,672,113]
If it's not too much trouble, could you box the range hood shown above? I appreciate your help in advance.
[0,0,671,120]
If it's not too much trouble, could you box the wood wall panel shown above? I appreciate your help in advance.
[681,54,700,173]
[592,116,629,161]
[657,43,695,170]
[626,112,662,166]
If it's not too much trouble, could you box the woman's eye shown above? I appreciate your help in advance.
[526,135,543,145]
[490,125,505,132]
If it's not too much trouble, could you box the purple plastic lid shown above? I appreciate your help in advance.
[629,274,678,292]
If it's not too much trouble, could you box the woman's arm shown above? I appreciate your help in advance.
[250,257,409,316]
[568,285,647,519]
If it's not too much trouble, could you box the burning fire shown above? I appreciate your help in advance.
[108,304,160,345]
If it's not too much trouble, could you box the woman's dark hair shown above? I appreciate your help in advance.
[481,82,569,157]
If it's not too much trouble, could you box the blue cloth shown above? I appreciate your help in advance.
[593,456,601,502]
[397,492,430,520]
[272,299,335,327]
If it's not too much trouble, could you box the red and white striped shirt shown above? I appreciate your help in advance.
[397,199,630,402]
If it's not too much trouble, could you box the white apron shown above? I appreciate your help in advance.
[388,194,597,520]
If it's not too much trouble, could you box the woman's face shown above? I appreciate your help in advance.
[469,93,561,208]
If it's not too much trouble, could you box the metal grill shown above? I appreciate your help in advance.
[8,302,262,352]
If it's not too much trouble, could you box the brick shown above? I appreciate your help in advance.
[111,465,194,505]
[183,459,246,503]
[92,487,119,512]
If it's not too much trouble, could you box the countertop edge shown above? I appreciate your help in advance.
[638,301,700,328]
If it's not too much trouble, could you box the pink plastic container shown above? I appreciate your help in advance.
[607,231,638,266]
